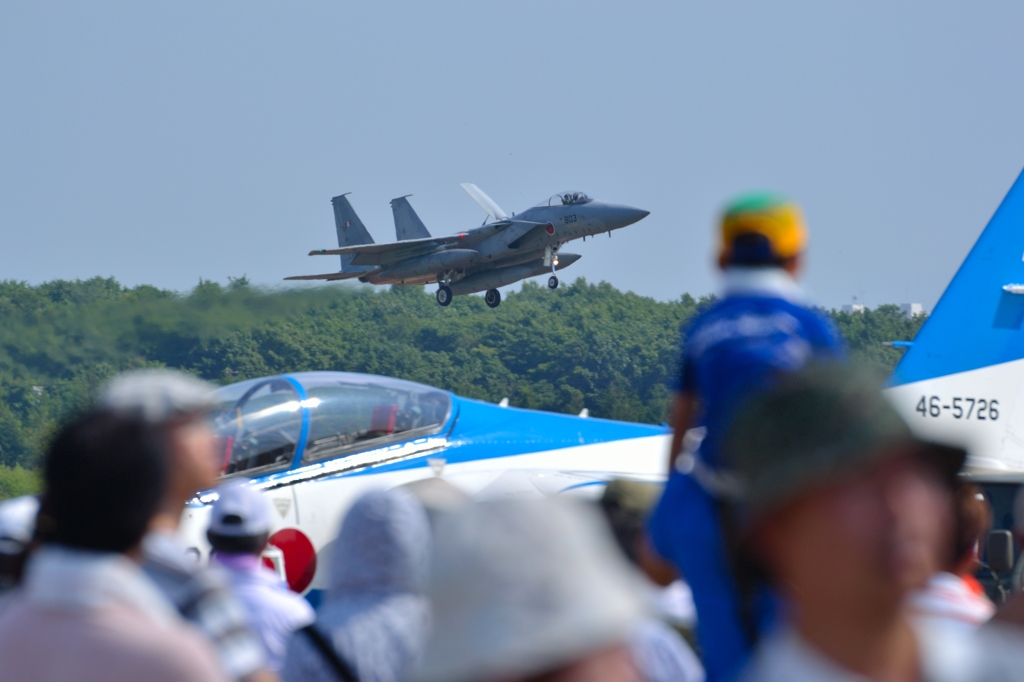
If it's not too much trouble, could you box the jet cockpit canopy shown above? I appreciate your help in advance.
[536,192,592,207]
[212,371,452,476]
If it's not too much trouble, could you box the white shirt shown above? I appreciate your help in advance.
[0,545,228,682]
[741,622,1024,682]
[909,572,995,638]
[629,619,705,682]
[212,552,315,671]
[721,266,806,304]
[24,544,180,625]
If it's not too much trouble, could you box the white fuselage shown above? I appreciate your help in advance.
[886,359,1024,472]
[180,434,670,594]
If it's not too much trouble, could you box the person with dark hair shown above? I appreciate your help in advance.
[0,410,227,681]
[98,368,274,682]
[207,480,314,671]
[908,481,995,634]
[646,194,845,682]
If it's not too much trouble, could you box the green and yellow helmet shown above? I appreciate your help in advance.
[720,192,807,265]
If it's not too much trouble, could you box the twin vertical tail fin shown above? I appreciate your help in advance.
[331,194,375,272]
[390,196,432,241]
[886,167,1024,470]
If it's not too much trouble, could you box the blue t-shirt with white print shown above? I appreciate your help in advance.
[672,276,845,469]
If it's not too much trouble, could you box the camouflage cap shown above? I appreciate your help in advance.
[600,479,662,519]
[599,479,664,563]
[722,363,965,523]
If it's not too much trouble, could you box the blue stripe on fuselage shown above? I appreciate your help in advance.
[248,396,666,487]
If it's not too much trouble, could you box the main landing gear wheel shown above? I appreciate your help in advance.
[484,288,501,308]
[436,285,452,307]
[548,276,559,290]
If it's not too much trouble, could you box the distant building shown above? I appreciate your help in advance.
[842,304,866,314]
[901,303,924,317]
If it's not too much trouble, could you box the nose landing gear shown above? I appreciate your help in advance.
[436,285,452,306]
[484,289,501,308]
[544,245,561,290]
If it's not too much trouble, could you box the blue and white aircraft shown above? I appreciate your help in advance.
[886,166,1024,473]
[180,371,669,596]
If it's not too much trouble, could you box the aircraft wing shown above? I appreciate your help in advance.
[283,271,368,281]
[309,220,548,265]
[447,219,550,245]
[309,234,464,257]
[309,234,467,265]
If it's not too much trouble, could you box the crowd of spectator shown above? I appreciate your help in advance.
[3,360,1024,682]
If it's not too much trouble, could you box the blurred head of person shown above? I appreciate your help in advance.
[1013,485,1024,548]
[723,364,964,629]
[98,369,219,527]
[329,488,431,601]
[0,495,39,591]
[415,498,648,682]
[599,479,677,588]
[282,488,433,682]
[993,486,1024,628]
[206,480,272,556]
[947,482,991,578]
[599,479,662,565]
[41,409,167,556]
[397,476,471,526]
[718,192,807,276]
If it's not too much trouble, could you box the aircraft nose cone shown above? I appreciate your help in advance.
[605,205,650,230]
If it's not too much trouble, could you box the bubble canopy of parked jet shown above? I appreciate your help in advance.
[211,371,662,480]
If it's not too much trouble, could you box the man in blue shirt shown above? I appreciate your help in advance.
[646,193,845,682]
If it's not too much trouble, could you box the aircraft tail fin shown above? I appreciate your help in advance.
[891,168,1024,387]
[390,196,432,241]
[331,194,375,271]
[886,166,1024,469]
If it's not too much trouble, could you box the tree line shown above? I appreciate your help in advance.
[0,276,925,498]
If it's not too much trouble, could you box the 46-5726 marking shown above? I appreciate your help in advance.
[915,396,998,420]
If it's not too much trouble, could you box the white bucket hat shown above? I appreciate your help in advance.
[415,498,648,682]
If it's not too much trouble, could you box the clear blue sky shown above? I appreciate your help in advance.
[3,2,1024,309]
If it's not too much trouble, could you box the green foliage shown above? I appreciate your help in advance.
[0,465,40,500]
[0,276,926,495]
[830,305,926,375]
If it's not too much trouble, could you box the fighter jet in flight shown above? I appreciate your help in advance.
[285,184,649,308]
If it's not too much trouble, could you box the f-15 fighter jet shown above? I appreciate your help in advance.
[285,184,649,308]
